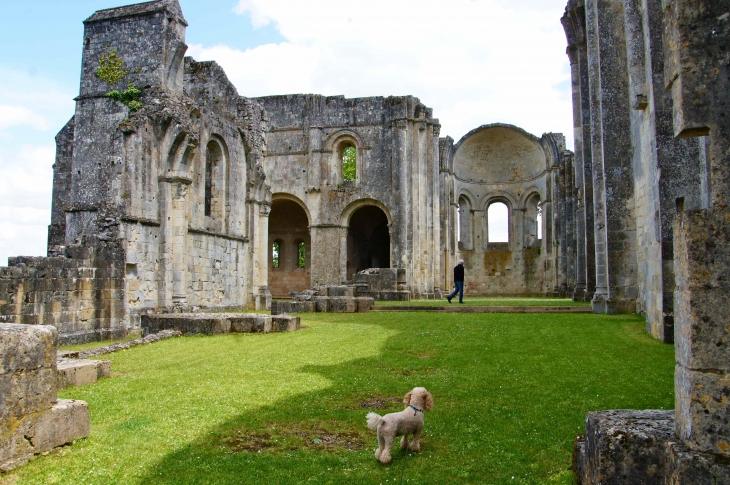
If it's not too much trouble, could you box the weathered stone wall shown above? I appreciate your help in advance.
[566,0,730,482]
[257,94,443,297]
[442,124,571,296]
[0,324,90,472]
[0,245,126,346]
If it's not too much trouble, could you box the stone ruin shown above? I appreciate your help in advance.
[0,0,577,347]
[0,0,727,481]
[562,0,730,482]
[0,324,90,472]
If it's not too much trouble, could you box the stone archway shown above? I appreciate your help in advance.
[346,206,390,281]
[268,198,310,297]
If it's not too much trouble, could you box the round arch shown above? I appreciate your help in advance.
[268,193,312,297]
[341,199,392,281]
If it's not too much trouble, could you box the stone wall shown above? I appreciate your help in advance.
[440,124,573,296]
[565,0,730,482]
[0,324,89,472]
[0,244,126,346]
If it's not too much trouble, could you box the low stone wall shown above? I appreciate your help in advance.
[272,285,375,315]
[0,243,128,346]
[141,313,300,335]
[0,323,90,473]
[573,410,730,484]
[352,268,411,301]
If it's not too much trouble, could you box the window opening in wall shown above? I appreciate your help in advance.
[456,204,461,242]
[204,145,213,217]
[297,241,306,268]
[342,145,356,181]
[536,203,543,240]
[272,241,280,268]
[488,202,509,243]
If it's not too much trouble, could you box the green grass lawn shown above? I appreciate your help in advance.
[6,312,673,485]
[374,297,591,307]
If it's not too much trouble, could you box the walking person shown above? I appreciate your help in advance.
[447,259,465,304]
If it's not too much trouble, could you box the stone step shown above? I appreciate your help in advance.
[56,358,111,389]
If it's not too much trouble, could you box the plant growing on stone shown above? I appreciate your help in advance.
[95,48,142,111]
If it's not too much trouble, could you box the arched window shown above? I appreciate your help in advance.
[204,139,226,223]
[524,194,542,248]
[458,195,472,250]
[297,241,306,268]
[488,202,509,244]
[272,240,281,269]
[204,145,213,216]
[342,144,356,182]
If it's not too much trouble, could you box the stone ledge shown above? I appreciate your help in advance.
[141,313,300,335]
[56,358,111,390]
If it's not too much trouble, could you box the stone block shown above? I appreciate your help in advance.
[666,440,730,485]
[327,286,354,297]
[142,314,231,335]
[366,274,380,290]
[31,399,90,454]
[379,269,397,290]
[0,323,57,374]
[328,297,357,313]
[229,315,267,333]
[355,297,374,313]
[270,300,293,315]
[675,365,730,456]
[272,315,300,332]
[313,297,329,313]
[56,359,98,389]
[574,409,674,485]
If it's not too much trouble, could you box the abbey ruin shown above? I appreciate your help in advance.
[0,0,575,345]
[1,0,728,481]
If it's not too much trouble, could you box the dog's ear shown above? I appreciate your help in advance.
[424,391,434,411]
[403,391,413,406]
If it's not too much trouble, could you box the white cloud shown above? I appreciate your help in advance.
[199,0,574,145]
[0,104,50,130]
[0,145,55,263]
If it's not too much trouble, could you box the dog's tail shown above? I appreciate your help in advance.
[366,412,382,430]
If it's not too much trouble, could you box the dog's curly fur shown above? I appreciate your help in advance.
[366,387,434,465]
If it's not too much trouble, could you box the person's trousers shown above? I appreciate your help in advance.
[448,281,464,303]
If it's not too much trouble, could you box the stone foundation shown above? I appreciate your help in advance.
[0,323,90,473]
[141,313,300,335]
[573,410,730,484]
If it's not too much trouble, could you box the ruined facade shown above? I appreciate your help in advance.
[563,0,730,481]
[0,0,577,344]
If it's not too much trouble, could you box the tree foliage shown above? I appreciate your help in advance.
[342,146,356,181]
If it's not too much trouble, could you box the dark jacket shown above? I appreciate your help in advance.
[453,264,464,282]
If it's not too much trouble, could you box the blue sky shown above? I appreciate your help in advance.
[0,0,572,263]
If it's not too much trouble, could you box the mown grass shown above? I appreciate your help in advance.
[59,334,141,353]
[6,311,673,485]
[374,297,590,307]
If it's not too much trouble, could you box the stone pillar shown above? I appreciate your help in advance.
[253,202,271,310]
[564,23,589,301]
[585,0,637,314]
[158,176,191,308]
[664,0,730,460]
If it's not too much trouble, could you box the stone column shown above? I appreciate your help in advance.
[664,0,730,461]
[158,176,191,308]
[585,0,637,314]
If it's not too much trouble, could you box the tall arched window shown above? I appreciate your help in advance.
[272,240,281,269]
[458,195,472,250]
[204,138,226,224]
[297,241,306,269]
[342,145,356,182]
[488,202,509,244]
[525,193,542,248]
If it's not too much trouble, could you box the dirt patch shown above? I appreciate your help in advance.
[359,396,402,409]
[223,422,366,454]
[226,432,273,453]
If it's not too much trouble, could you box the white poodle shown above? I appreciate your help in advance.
[366,387,434,465]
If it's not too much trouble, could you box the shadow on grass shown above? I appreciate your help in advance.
[139,313,673,485]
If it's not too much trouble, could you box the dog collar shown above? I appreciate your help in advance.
[410,405,423,416]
